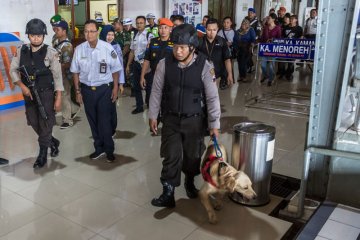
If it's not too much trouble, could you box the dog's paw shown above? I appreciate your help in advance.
[213,202,223,211]
[208,212,218,224]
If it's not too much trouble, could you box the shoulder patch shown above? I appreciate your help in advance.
[47,46,57,53]
[111,50,117,59]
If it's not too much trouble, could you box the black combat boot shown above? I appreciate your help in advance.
[184,175,199,199]
[151,181,175,208]
[50,136,60,157]
[33,146,48,169]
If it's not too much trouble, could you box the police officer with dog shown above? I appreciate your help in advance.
[10,18,63,168]
[149,24,221,208]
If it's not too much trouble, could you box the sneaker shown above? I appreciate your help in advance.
[71,109,80,119]
[131,108,144,114]
[60,122,71,129]
[260,77,268,83]
[106,153,115,163]
[89,151,105,159]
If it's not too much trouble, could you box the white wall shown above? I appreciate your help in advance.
[235,0,254,27]
[90,0,117,24]
[263,0,293,16]
[0,0,55,45]
[123,0,163,25]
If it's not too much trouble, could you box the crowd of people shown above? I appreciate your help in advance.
[9,6,318,208]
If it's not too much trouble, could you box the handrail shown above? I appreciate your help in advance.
[281,147,360,218]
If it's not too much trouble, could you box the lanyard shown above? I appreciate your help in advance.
[205,38,215,60]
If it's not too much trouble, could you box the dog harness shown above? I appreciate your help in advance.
[201,155,227,188]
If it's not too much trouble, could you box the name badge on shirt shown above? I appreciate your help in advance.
[100,60,107,74]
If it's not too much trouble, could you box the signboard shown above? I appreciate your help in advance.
[259,38,315,60]
[169,0,202,26]
[0,32,24,111]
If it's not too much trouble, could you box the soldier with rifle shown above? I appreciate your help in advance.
[10,18,64,169]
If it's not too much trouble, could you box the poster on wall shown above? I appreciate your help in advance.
[169,0,202,26]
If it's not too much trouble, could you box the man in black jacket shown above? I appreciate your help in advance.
[197,18,233,89]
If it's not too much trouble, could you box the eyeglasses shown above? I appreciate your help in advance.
[84,30,98,34]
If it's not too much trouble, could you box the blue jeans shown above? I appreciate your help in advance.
[260,57,275,82]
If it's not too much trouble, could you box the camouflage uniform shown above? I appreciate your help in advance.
[115,31,131,50]
[122,30,135,86]
[55,39,79,125]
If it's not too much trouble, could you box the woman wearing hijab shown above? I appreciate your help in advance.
[233,19,256,82]
[100,25,125,138]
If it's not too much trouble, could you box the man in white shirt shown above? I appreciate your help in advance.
[126,16,153,114]
[304,9,317,39]
[70,19,122,162]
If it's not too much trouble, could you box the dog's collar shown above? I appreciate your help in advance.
[201,155,226,188]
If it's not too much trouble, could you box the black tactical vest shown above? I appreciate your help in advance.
[19,44,54,89]
[149,38,173,73]
[162,53,207,115]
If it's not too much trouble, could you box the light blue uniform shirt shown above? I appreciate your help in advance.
[70,40,122,86]
[130,30,153,63]
[112,43,125,84]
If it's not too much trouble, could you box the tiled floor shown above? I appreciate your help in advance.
[0,64,314,239]
[317,205,360,240]
[298,202,360,240]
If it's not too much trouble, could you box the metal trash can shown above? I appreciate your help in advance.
[230,122,276,206]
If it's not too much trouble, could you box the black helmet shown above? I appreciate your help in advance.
[170,24,198,48]
[26,18,47,35]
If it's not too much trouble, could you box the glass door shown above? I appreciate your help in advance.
[55,0,88,46]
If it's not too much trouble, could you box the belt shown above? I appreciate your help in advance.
[166,112,202,119]
[34,87,54,92]
[80,82,113,91]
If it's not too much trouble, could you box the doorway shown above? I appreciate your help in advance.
[208,0,236,23]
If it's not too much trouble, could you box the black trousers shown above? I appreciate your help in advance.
[111,101,117,134]
[81,83,114,154]
[278,60,294,78]
[160,114,206,187]
[24,89,55,148]
[145,72,154,106]
[133,62,152,109]
[237,47,251,78]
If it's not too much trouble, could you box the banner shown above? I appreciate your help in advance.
[272,38,315,46]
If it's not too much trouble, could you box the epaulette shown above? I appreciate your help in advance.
[47,46,57,53]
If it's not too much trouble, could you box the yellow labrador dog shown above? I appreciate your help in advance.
[199,143,257,224]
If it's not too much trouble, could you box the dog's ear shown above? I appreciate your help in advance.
[225,176,236,193]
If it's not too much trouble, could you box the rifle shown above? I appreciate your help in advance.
[17,65,48,121]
